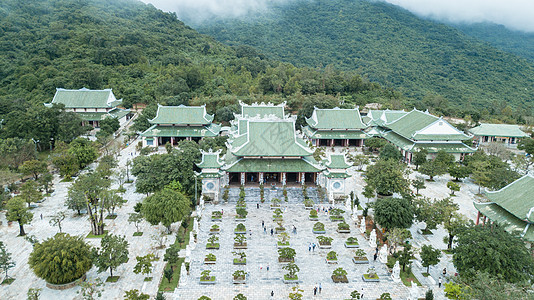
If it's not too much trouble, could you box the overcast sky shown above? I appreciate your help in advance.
[383,0,534,32]
[141,0,534,32]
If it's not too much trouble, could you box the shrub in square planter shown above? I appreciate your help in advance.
[282,262,299,283]
[352,249,369,264]
[204,253,216,264]
[232,270,247,284]
[232,251,247,265]
[326,251,338,264]
[309,209,319,221]
[313,222,326,234]
[331,267,348,283]
[317,236,333,249]
[277,232,290,248]
[337,222,350,233]
[278,247,296,263]
[344,237,359,248]
[200,270,216,284]
[234,234,247,249]
[206,235,220,249]
[234,223,246,234]
[211,211,222,221]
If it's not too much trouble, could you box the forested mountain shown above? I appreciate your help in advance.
[196,0,534,116]
[0,0,403,137]
[452,22,534,62]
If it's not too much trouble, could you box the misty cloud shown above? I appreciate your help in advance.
[382,0,534,33]
[140,0,296,23]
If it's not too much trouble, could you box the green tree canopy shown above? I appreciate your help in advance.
[420,244,441,273]
[141,186,191,232]
[364,159,409,197]
[453,225,534,283]
[373,197,414,230]
[93,234,129,278]
[6,196,33,236]
[29,233,93,284]
[379,144,402,161]
[19,159,47,180]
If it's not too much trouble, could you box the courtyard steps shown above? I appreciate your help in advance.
[225,187,324,204]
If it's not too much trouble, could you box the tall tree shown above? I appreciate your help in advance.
[68,138,98,170]
[453,225,534,283]
[38,172,54,194]
[419,159,447,181]
[448,163,470,181]
[6,197,33,236]
[93,234,129,278]
[49,211,67,233]
[141,186,191,232]
[373,197,414,231]
[19,180,43,208]
[0,138,36,170]
[379,144,402,161]
[0,241,15,280]
[420,245,441,273]
[412,149,427,170]
[363,159,409,197]
[19,159,47,180]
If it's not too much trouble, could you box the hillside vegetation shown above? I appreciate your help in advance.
[196,0,534,116]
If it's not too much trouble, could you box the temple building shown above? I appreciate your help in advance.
[303,107,368,147]
[379,109,476,162]
[322,154,351,200]
[474,174,534,244]
[140,105,221,147]
[469,123,529,146]
[44,88,130,127]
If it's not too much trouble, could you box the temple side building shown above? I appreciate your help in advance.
[303,107,368,147]
[141,105,221,147]
[44,88,130,127]
[380,109,476,162]
[474,174,534,244]
[469,123,529,146]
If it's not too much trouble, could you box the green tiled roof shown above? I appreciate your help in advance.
[240,101,285,118]
[469,123,529,138]
[196,171,224,178]
[109,108,130,120]
[485,175,534,222]
[230,120,313,157]
[306,107,366,130]
[324,171,351,178]
[47,88,120,108]
[197,151,224,169]
[140,123,221,137]
[382,131,414,151]
[385,110,470,141]
[224,157,323,173]
[325,154,351,169]
[149,105,214,125]
[474,202,534,242]
[367,110,407,126]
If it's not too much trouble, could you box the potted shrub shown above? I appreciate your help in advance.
[331,267,348,283]
[236,199,246,208]
[211,211,222,222]
[362,267,380,282]
[206,235,220,250]
[204,253,216,264]
[344,237,359,248]
[337,222,350,233]
[275,220,286,234]
[234,234,247,249]
[277,232,290,248]
[309,209,319,221]
[272,208,283,221]
[317,236,333,249]
[200,270,216,285]
[234,223,246,234]
[353,249,369,264]
[210,224,220,234]
[302,185,308,198]
[232,251,246,265]
[282,262,299,283]
[260,184,265,203]
[278,247,296,263]
[232,270,247,284]
[313,222,326,234]
[271,198,281,209]
[326,250,338,264]
[235,208,247,221]
[222,186,229,203]
[329,208,345,222]
[283,185,288,202]
[303,198,314,209]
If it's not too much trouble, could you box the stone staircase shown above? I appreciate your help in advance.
[225,187,325,204]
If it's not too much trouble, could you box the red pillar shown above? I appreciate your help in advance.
[476,211,481,225]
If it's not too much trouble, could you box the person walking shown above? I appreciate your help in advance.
[271,290,274,298]
[319,283,322,293]
[264,227,267,234]
[312,243,316,252]
[267,264,269,271]
[262,220,265,228]
[439,277,442,288]
[314,286,317,296]
[270,228,274,236]
[373,252,378,261]
[40,214,43,220]
[257,203,260,209]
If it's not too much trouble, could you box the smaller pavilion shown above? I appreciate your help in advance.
[303,107,368,147]
[474,174,534,245]
[141,105,221,147]
[195,149,225,203]
[321,154,351,201]
[44,88,130,127]
[469,123,529,146]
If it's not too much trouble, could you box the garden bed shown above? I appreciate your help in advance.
[204,259,216,265]
[309,217,319,221]
[199,277,216,285]
[105,276,120,283]
[233,259,246,265]
[206,243,220,250]
[331,275,348,283]
[133,232,143,237]
[277,242,290,248]
[313,230,326,234]
[234,243,247,249]
[337,229,351,233]
[344,242,359,248]
[283,275,299,284]
[352,257,369,264]
[362,274,379,282]
[318,243,332,249]
[326,258,338,264]
[329,216,345,222]
[278,257,294,264]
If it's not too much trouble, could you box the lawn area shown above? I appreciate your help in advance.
[400,269,422,286]
[86,230,109,238]
[159,258,185,292]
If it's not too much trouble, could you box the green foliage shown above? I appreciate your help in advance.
[0,241,15,280]
[317,235,333,245]
[19,160,47,180]
[233,294,247,300]
[124,289,150,300]
[364,158,409,197]
[68,138,98,170]
[412,177,426,195]
[379,293,392,300]
[447,181,460,195]
[412,149,427,170]
[327,251,338,260]
[465,151,520,191]
[332,267,348,278]
[19,180,43,208]
[6,197,33,236]
[420,245,441,273]
[453,225,534,283]
[444,282,467,300]
[398,244,414,272]
[518,138,534,155]
[455,271,533,300]
[350,290,361,300]
[128,212,143,233]
[235,208,248,218]
[373,197,414,230]
[199,0,534,118]
[133,254,157,276]
[278,247,296,260]
[96,117,120,140]
[93,234,129,278]
[78,278,103,300]
[0,138,36,170]
[425,289,434,300]
[234,233,246,245]
[419,159,448,181]
[379,144,402,161]
[141,186,191,232]
[27,288,42,300]
[282,262,299,278]
[29,233,92,284]
[448,164,470,181]
[313,222,325,231]
[365,137,388,152]
[49,211,67,233]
